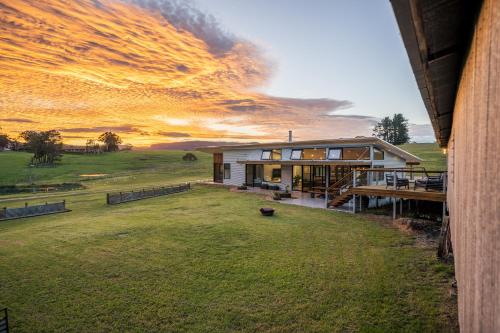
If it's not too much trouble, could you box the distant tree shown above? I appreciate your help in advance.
[19,130,63,166]
[0,131,9,151]
[182,152,197,161]
[98,132,122,152]
[391,113,410,145]
[373,113,410,145]
[85,139,100,154]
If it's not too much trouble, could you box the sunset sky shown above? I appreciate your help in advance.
[0,0,434,147]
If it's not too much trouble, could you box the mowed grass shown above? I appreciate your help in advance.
[399,143,447,170]
[0,150,212,187]
[0,187,456,332]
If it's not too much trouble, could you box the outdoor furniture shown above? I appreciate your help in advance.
[385,174,410,189]
[260,183,269,190]
[260,208,275,216]
[414,174,444,191]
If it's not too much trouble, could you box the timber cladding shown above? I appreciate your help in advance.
[447,0,500,331]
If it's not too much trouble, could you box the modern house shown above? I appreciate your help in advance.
[391,0,499,331]
[200,136,421,194]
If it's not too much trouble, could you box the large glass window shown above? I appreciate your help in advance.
[328,148,342,160]
[261,149,281,160]
[302,148,326,160]
[261,150,271,160]
[373,147,384,160]
[342,147,370,160]
[373,165,385,181]
[263,164,281,183]
[223,163,231,179]
[291,149,302,160]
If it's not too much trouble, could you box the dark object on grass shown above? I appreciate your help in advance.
[237,185,247,190]
[260,208,275,216]
[280,192,292,198]
[0,308,9,333]
[182,153,197,161]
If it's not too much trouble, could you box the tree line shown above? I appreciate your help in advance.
[0,128,124,167]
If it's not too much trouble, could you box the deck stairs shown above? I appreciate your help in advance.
[327,170,367,208]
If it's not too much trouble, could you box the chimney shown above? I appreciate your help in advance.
[288,130,293,143]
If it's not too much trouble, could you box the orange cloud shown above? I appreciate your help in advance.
[0,0,353,146]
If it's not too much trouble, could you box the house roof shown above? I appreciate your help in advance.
[197,136,422,164]
[390,0,482,147]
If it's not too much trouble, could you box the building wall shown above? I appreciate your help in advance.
[447,1,500,331]
[222,149,249,187]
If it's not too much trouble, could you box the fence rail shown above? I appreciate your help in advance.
[106,183,191,205]
[0,201,69,221]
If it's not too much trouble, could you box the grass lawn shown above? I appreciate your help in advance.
[399,143,447,170]
[0,187,456,332]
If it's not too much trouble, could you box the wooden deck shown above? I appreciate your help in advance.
[351,185,446,202]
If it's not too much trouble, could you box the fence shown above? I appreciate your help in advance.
[0,201,69,221]
[0,308,8,333]
[106,183,191,205]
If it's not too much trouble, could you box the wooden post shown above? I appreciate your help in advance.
[393,170,397,219]
[324,167,329,208]
[400,199,403,216]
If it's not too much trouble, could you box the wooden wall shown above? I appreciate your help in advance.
[447,0,500,331]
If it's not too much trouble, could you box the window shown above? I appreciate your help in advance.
[261,150,271,160]
[302,148,326,160]
[261,149,281,160]
[373,165,384,181]
[342,147,370,160]
[374,147,384,160]
[263,164,281,182]
[291,149,302,160]
[223,163,231,179]
[328,148,342,160]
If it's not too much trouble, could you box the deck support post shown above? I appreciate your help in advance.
[400,198,403,216]
[324,167,329,208]
[392,170,397,219]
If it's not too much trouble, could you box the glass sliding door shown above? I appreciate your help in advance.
[245,164,264,187]
[292,165,302,191]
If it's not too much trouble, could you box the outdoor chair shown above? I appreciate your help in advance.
[414,174,444,191]
[385,174,410,190]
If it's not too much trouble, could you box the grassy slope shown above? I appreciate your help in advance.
[0,187,456,332]
[0,150,212,187]
[399,143,447,170]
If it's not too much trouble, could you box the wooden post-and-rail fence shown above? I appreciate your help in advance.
[106,183,191,205]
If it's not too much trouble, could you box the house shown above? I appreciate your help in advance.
[391,0,499,331]
[199,136,421,194]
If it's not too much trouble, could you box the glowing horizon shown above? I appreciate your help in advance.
[0,0,373,147]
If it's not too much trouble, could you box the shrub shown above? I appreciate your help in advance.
[182,153,197,161]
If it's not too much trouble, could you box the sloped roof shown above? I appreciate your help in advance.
[197,136,422,163]
[390,0,482,147]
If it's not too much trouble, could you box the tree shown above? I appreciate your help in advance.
[373,113,410,145]
[85,139,100,154]
[182,152,197,161]
[391,113,410,145]
[0,133,9,150]
[98,132,122,152]
[19,130,63,166]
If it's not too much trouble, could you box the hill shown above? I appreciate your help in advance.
[399,143,447,170]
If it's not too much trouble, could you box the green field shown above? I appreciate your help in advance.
[0,146,456,332]
[399,143,447,170]
[0,150,212,187]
